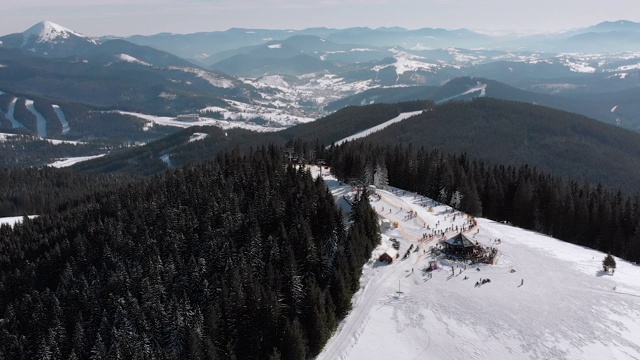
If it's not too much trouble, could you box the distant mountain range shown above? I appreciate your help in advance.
[2,20,640,169]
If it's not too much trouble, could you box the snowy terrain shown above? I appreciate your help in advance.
[0,216,38,227]
[5,98,25,129]
[25,99,47,137]
[333,111,424,146]
[48,154,106,168]
[115,54,151,66]
[307,168,640,360]
[52,105,70,134]
[108,110,288,132]
[23,20,98,45]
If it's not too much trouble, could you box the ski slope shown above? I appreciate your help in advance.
[48,154,106,168]
[314,172,640,360]
[333,111,424,146]
[5,98,25,129]
[52,105,70,135]
[25,99,47,137]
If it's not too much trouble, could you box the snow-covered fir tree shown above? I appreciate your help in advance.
[373,164,388,189]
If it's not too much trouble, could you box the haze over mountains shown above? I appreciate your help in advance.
[1,19,640,170]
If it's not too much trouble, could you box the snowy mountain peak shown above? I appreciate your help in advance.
[23,20,98,45]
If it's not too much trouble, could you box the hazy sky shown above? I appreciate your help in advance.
[2,0,639,37]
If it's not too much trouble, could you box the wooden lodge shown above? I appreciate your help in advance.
[379,248,399,263]
[442,233,477,258]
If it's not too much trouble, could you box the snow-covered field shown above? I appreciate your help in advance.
[0,216,38,227]
[48,154,106,168]
[310,169,640,360]
[110,109,305,132]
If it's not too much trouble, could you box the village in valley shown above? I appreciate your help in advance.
[299,165,640,360]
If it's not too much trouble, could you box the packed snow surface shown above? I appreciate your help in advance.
[48,154,106,168]
[5,98,25,129]
[312,174,640,360]
[115,54,151,66]
[0,133,17,142]
[25,99,47,137]
[188,132,208,143]
[0,216,38,227]
[52,105,70,134]
[333,111,424,146]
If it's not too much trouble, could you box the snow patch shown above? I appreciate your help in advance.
[615,63,640,71]
[158,92,177,100]
[0,133,17,142]
[52,105,70,135]
[109,110,287,133]
[48,154,105,168]
[168,67,235,88]
[268,44,282,49]
[115,54,151,66]
[188,132,208,143]
[0,215,38,228]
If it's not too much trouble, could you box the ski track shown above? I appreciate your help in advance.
[5,98,26,129]
[333,111,423,146]
[25,99,47,137]
[52,105,70,135]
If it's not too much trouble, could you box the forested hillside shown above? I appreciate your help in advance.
[0,167,132,217]
[360,98,640,194]
[0,147,380,359]
[329,142,640,263]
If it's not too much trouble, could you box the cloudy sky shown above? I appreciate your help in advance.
[2,0,639,36]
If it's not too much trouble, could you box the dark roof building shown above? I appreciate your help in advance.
[443,233,477,258]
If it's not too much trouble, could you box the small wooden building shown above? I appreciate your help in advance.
[379,248,399,263]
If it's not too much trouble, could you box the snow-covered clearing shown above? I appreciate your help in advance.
[188,132,208,143]
[52,105,70,135]
[168,67,235,89]
[0,216,38,227]
[48,154,106,168]
[115,54,151,66]
[436,82,487,104]
[108,111,286,133]
[311,170,640,360]
[333,111,424,146]
[25,99,47,137]
[0,133,17,142]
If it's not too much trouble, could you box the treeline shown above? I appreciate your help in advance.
[0,146,380,359]
[329,142,640,263]
[0,167,132,217]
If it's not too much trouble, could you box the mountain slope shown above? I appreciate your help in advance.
[318,182,640,359]
[0,21,98,57]
[326,77,636,129]
[354,98,640,193]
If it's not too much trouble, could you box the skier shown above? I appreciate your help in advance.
[520,279,524,286]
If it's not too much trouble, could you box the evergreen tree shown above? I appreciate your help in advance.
[603,254,617,273]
